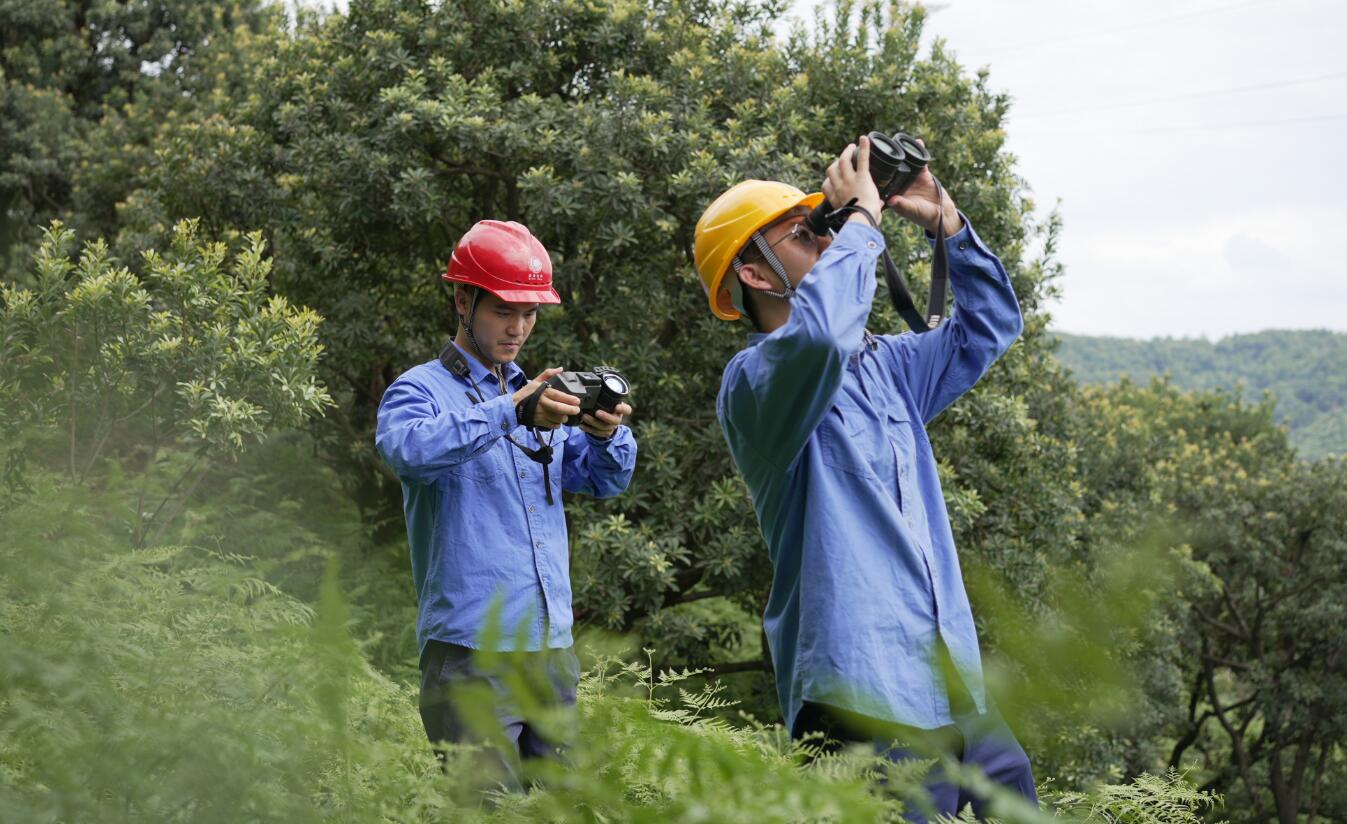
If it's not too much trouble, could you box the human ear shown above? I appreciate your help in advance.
[736,262,775,292]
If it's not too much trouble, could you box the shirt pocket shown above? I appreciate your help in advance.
[819,399,884,478]
[447,440,508,484]
[885,405,917,512]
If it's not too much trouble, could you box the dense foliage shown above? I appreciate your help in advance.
[0,226,1180,823]
[1054,330,1347,460]
[2,1,1344,821]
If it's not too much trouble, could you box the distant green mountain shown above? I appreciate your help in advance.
[1052,330,1347,460]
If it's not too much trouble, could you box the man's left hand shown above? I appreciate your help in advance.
[580,402,632,440]
[884,139,964,237]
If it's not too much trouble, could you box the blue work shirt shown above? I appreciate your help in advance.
[717,218,1023,733]
[375,343,637,657]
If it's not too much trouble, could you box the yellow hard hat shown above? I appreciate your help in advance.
[693,180,825,321]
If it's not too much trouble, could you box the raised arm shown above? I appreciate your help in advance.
[878,217,1023,424]
[560,425,637,498]
[719,221,883,471]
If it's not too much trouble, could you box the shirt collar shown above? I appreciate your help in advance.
[448,341,527,392]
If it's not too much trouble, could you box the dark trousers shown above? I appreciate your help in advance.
[418,640,580,792]
[793,696,1037,822]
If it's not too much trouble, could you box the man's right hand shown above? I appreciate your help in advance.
[513,367,581,430]
[822,135,883,227]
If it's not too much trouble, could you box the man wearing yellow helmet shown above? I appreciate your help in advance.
[694,137,1034,820]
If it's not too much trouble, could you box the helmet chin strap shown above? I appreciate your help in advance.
[731,230,796,308]
[460,289,505,378]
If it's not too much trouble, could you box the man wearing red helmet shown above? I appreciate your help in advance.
[375,220,636,788]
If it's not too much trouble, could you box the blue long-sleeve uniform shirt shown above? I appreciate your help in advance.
[376,343,637,657]
[716,218,1023,733]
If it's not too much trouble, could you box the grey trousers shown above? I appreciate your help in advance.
[418,640,580,791]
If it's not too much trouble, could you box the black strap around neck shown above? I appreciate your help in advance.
[439,340,472,378]
[442,341,557,506]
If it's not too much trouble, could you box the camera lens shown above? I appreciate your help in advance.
[601,372,629,396]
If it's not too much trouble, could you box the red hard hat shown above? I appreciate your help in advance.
[444,220,561,304]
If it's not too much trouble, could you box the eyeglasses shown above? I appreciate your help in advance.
[765,220,820,253]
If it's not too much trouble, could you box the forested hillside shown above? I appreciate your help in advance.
[1054,330,1347,459]
[3,1,1344,821]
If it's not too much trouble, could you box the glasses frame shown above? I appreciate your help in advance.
[763,218,820,254]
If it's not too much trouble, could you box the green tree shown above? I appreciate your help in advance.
[1055,330,1347,460]
[107,0,1073,684]
[1074,379,1347,823]
[5,0,1259,798]
[0,0,278,266]
[8,3,1329,815]
[0,219,333,540]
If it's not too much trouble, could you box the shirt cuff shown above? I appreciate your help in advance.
[584,425,622,445]
[481,392,517,434]
[927,211,993,259]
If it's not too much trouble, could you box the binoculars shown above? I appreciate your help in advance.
[806,131,931,234]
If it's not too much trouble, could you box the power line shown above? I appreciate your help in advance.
[1015,111,1347,138]
[1013,70,1347,119]
[979,0,1279,57]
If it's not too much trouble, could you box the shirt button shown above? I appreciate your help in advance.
[958,240,969,251]
[519,470,527,479]
[501,420,509,430]
[866,240,878,249]
[529,505,537,513]
[535,540,544,549]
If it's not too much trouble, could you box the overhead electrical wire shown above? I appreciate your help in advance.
[1013,69,1347,119]
[979,0,1279,57]
[1015,111,1347,138]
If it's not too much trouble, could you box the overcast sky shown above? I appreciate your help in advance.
[787,0,1347,339]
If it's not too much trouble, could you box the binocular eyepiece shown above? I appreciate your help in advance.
[806,131,931,235]
[863,131,931,200]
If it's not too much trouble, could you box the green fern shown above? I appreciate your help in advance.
[1050,770,1223,823]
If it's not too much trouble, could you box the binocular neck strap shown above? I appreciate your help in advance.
[924,178,951,329]
[880,177,951,334]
